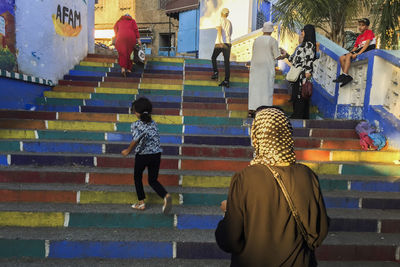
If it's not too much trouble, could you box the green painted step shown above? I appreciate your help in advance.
[37,130,105,141]
[116,123,183,134]
[0,141,20,152]
[183,116,243,126]
[0,239,44,258]
[183,85,222,92]
[36,98,84,106]
[181,175,348,191]
[185,59,212,65]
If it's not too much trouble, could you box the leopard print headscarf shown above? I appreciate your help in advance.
[250,108,296,166]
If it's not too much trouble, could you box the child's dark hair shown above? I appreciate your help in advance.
[132,97,152,123]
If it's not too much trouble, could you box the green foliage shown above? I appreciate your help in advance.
[0,46,16,71]
[371,0,400,49]
[271,0,368,45]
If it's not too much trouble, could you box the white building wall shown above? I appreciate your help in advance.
[198,0,253,59]
[16,0,90,84]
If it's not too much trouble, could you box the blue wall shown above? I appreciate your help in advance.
[0,77,51,110]
[178,9,200,53]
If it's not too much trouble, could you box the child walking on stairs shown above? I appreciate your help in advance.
[121,97,172,214]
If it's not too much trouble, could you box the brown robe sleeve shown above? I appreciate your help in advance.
[215,172,245,254]
[304,169,330,249]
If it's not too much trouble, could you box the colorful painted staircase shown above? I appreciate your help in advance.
[0,54,399,266]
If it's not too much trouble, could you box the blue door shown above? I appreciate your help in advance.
[177,9,199,53]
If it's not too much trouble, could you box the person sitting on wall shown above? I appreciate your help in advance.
[333,18,376,87]
[210,8,233,88]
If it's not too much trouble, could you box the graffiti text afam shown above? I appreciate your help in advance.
[56,5,81,28]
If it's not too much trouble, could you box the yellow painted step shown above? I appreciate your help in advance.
[119,114,183,124]
[139,83,183,90]
[0,211,64,227]
[184,80,219,86]
[182,175,231,188]
[230,77,249,83]
[332,151,400,164]
[80,61,114,67]
[44,91,91,99]
[302,162,340,175]
[230,111,248,118]
[0,129,36,139]
[147,57,184,63]
[80,191,180,204]
[47,120,115,132]
[95,87,139,95]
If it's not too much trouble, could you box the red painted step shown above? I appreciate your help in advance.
[58,80,99,87]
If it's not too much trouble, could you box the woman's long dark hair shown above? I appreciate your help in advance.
[302,24,316,57]
[132,97,152,123]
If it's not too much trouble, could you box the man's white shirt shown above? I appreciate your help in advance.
[215,17,232,44]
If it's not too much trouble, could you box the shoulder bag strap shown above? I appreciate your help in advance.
[266,165,311,247]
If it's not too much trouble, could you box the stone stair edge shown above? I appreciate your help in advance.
[1,166,398,181]
[1,203,399,220]
[0,228,399,246]
[1,183,400,199]
[0,259,397,267]
[1,152,398,166]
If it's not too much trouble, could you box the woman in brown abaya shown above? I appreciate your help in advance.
[215,107,329,267]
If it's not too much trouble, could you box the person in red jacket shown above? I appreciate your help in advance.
[333,18,376,87]
[114,14,141,77]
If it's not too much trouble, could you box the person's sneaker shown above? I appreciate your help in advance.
[210,72,218,80]
[333,74,346,83]
[218,80,230,87]
[340,75,353,87]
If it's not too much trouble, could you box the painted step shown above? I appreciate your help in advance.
[0,153,179,169]
[37,96,182,107]
[58,80,99,87]
[147,57,184,63]
[185,72,249,80]
[63,75,103,82]
[141,78,183,85]
[106,71,143,78]
[0,231,398,262]
[180,173,400,192]
[0,186,400,211]
[99,81,139,89]
[185,66,249,74]
[87,53,117,59]
[68,70,106,77]
[0,169,179,186]
[139,83,183,90]
[83,57,117,63]
[1,167,399,193]
[79,61,114,68]
[145,61,183,67]
[184,80,248,88]
[145,65,183,71]
[1,208,399,232]
[142,69,183,75]
[74,65,110,72]
[80,106,180,116]
[142,73,183,80]
[103,76,141,83]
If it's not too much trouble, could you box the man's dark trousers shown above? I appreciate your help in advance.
[211,43,231,82]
